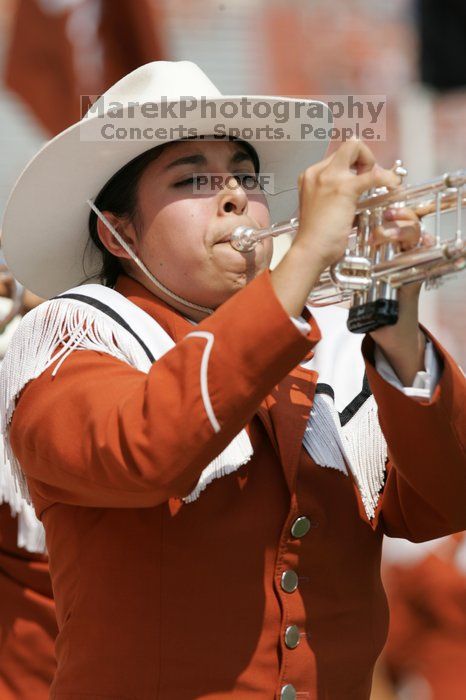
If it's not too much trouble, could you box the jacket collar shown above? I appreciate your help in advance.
[115,274,194,344]
[115,273,317,494]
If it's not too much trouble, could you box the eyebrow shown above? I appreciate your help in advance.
[163,150,254,172]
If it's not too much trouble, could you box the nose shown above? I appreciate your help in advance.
[217,176,248,216]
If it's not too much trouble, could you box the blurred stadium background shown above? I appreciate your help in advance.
[0,0,465,368]
[0,2,465,699]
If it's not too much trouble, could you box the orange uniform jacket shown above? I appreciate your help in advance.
[9,270,466,700]
[0,504,56,699]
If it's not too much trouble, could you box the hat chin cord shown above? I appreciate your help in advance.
[87,200,214,316]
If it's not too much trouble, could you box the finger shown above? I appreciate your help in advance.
[298,153,336,190]
[395,221,422,249]
[421,232,436,247]
[330,139,376,174]
[373,223,422,251]
[371,225,401,246]
[312,153,334,172]
[353,163,401,195]
[384,206,419,223]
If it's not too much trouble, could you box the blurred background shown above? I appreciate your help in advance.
[0,1,464,698]
[1,0,465,367]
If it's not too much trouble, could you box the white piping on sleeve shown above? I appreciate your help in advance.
[185,331,221,433]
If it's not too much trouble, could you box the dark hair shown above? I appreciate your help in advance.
[88,143,171,287]
[87,137,261,287]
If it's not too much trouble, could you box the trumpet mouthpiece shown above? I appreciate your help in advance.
[229,226,257,252]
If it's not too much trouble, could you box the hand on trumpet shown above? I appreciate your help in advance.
[374,206,423,251]
[270,139,430,386]
[373,203,436,287]
[369,206,434,385]
[270,139,399,318]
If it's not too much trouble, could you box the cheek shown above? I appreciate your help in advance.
[249,192,271,226]
[137,190,272,275]
[140,199,210,266]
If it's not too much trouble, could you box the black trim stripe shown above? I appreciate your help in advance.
[53,293,156,363]
[315,374,372,427]
[315,383,335,400]
[339,374,371,426]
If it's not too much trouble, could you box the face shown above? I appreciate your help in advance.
[103,139,272,317]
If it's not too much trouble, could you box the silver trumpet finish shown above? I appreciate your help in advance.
[228,163,466,332]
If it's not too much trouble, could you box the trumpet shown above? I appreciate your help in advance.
[228,162,466,333]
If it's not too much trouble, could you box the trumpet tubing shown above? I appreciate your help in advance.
[228,165,466,333]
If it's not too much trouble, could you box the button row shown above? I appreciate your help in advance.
[290,515,311,538]
[278,516,314,700]
[281,569,298,593]
[284,624,300,649]
[281,684,296,700]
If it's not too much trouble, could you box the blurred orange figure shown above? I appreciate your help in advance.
[0,505,57,699]
[379,534,466,700]
[0,260,56,699]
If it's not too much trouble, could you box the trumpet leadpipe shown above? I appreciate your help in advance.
[229,218,299,252]
[228,170,466,252]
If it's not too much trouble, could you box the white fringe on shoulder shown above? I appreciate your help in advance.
[0,297,153,503]
[0,286,387,546]
[0,292,254,537]
[0,432,46,553]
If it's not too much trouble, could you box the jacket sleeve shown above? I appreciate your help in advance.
[10,270,320,513]
[361,332,466,541]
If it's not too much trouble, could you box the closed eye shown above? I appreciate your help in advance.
[172,173,261,189]
[173,176,203,188]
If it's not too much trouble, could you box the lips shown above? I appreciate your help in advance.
[215,221,258,245]
[215,233,234,244]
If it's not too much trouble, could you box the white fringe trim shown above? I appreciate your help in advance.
[303,394,348,476]
[0,432,46,553]
[0,288,387,545]
[341,395,387,520]
[182,429,253,503]
[0,298,152,505]
[0,294,254,533]
[303,393,386,520]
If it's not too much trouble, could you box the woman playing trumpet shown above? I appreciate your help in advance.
[0,61,465,699]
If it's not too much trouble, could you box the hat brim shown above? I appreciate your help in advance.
[2,97,332,298]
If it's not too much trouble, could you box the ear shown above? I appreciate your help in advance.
[96,211,138,261]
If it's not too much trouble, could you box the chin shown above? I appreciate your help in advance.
[226,269,260,298]
[205,277,248,308]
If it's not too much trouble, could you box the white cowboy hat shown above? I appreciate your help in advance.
[1,60,332,298]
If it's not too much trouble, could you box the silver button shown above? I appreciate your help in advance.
[285,625,300,649]
[281,569,299,593]
[280,684,297,700]
[290,516,311,538]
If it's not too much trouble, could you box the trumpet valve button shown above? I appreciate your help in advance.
[393,159,408,182]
